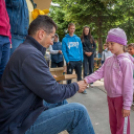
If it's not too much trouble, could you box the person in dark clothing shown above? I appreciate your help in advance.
[81,26,96,93]
[0,15,95,134]
[50,33,64,68]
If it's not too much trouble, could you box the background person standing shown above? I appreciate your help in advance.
[101,43,113,64]
[62,23,83,84]
[49,33,64,68]
[81,26,96,89]
[0,0,11,79]
[6,0,29,56]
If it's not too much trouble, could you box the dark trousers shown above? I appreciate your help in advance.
[51,61,64,68]
[83,54,94,78]
[67,61,82,84]
[0,35,10,79]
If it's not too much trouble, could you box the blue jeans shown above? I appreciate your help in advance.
[43,99,68,109]
[0,35,10,79]
[10,37,24,56]
[25,102,95,134]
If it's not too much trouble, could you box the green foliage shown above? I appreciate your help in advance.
[50,0,134,52]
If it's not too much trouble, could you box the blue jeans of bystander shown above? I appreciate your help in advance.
[0,35,10,79]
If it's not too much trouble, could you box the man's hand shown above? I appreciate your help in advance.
[53,75,57,79]
[63,66,67,73]
[122,109,130,117]
[77,80,88,93]
[58,50,62,54]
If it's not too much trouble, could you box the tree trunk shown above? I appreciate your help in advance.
[98,17,103,55]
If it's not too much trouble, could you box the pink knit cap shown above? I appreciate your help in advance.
[106,28,127,46]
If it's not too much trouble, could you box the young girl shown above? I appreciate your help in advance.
[85,28,133,134]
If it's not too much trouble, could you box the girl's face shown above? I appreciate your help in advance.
[84,28,89,36]
[108,42,124,55]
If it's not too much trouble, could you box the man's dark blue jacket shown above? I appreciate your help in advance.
[0,36,79,134]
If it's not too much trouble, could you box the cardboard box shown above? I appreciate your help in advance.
[34,0,52,10]
[50,67,77,81]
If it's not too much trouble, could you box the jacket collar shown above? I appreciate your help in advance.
[24,35,46,56]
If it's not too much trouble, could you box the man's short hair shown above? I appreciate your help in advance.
[55,33,59,38]
[127,43,134,48]
[68,23,75,28]
[28,15,57,36]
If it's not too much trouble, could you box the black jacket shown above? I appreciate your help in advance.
[82,36,96,53]
[0,36,79,134]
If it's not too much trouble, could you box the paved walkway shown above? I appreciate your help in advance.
[60,80,134,134]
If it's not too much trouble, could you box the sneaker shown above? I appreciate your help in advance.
[90,84,94,88]
[82,90,87,94]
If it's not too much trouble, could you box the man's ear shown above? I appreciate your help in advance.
[38,30,46,40]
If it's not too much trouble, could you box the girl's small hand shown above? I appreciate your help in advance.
[122,109,130,117]
[84,79,87,84]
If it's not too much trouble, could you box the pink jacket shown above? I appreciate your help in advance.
[0,0,11,42]
[85,53,133,110]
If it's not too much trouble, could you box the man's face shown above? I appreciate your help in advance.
[54,36,58,42]
[42,27,56,48]
[68,25,75,35]
[128,46,134,56]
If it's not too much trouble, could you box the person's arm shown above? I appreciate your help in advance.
[20,53,79,103]
[62,39,69,64]
[85,64,105,83]
[101,51,105,64]
[79,39,83,61]
[92,39,97,53]
[63,60,67,73]
[6,0,21,8]
[82,42,88,54]
[122,60,133,111]
[49,45,59,55]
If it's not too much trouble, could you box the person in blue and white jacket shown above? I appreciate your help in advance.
[62,23,83,84]
[49,33,64,68]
